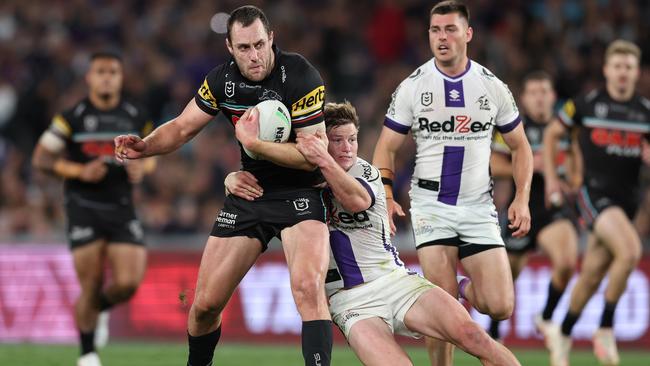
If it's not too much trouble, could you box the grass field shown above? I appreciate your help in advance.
[1,343,649,365]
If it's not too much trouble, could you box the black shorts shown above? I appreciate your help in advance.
[211,188,326,251]
[65,195,145,250]
[501,205,570,254]
[576,186,638,230]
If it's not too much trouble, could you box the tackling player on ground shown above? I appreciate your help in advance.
[32,51,154,366]
[543,40,650,366]
[372,2,533,364]
[226,101,522,366]
[488,71,580,341]
[114,6,333,366]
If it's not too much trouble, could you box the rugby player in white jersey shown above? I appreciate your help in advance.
[226,101,521,366]
[372,2,533,364]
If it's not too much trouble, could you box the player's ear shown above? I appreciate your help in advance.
[466,26,473,43]
[268,31,274,45]
[226,38,234,54]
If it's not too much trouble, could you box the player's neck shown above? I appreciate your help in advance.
[434,56,469,78]
[89,92,120,110]
[606,83,634,102]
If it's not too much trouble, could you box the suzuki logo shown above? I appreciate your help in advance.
[449,89,460,101]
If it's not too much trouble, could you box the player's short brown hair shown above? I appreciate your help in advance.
[324,101,360,131]
[227,5,271,42]
[522,70,553,88]
[430,1,470,24]
[605,40,641,63]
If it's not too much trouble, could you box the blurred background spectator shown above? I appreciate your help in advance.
[1,0,649,247]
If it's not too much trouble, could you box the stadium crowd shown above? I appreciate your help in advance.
[1,0,649,243]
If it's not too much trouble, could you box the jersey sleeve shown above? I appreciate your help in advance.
[557,98,582,128]
[48,113,73,141]
[494,81,521,134]
[348,161,382,208]
[194,66,222,116]
[288,61,325,129]
[383,80,413,135]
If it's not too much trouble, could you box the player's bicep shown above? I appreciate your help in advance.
[501,123,529,151]
[376,126,408,154]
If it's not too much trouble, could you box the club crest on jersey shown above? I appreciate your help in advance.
[476,95,491,111]
[293,198,310,211]
[595,102,609,118]
[260,89,282,101]
[225,81,235,97]
[84,115,99,131]
[421,92,433,106]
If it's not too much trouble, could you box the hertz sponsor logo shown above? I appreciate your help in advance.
[198,78,218,109]
[291,86,325,117]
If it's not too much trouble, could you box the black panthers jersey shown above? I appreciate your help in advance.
[47,98,153,203]
[194,45,325,192]
[558,89,650,195]
[493,115,570,213]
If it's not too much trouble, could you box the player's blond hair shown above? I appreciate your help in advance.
[605,40,641,63]
[324,101,360,130]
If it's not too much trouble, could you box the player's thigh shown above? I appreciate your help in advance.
[348,317,412,366]
[106,243,147,287]
[193,235,262,307]
[72,239,107,293]
[417,245,458,293]
[593,206,642,263]
[280,219,329,277]
[403,286,471,342]
[460,247,513,303]
[537,219,578,269]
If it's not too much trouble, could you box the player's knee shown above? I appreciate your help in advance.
[486,297,513,320]
[112,280,139,302]
[192,295,225,321]
[556,260,576,284]
[290,275,323,309]
[455,320,490,350]
[614,249,641,269]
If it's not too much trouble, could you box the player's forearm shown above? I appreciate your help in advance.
[319,159,372,212]
[140,119,196,157]
[510,145,533,202]
[542,127,562,183]
[372,147,397,199]
[32,145,83,179]
[251,141,317,171]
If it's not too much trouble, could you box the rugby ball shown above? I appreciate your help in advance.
[243,100,292,159]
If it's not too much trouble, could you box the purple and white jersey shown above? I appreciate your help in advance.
[385,59,521,206]
[325,158,404,296]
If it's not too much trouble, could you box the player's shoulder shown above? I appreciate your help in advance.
[636,94,650,112]
[278,48,316,72]
[399,59,436,88]
[59,98,91,123]
[469,61,510,93]
[348,158,380,182]
[119,98,148,118]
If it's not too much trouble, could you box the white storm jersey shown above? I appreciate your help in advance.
[385,59,521,206]
[325,158,405,296]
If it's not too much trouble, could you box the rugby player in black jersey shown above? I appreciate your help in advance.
[489,71,580,342]
[114,6,332,366]
[543,40,650,366]
[32,51,154,366]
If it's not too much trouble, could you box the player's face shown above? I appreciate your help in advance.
[521,79,556,120]
[86,58,123,99]
[604,53,640,94]
[327,123,358,171]
[429,13,472,66]
[227,19,274,82]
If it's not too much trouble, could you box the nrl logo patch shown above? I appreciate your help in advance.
[421,92,433,106]
[225,81,235,98]
[293,198,310,211]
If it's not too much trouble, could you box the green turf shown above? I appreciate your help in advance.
[0,342,648,365]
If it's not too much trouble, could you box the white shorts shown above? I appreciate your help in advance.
[410,193,504,250]
[329,268,434,339]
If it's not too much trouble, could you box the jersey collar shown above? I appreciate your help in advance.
[432,58,472,80]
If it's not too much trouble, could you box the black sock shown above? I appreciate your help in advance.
[187,326,221,366]
[98,292,115,311]
[542,282,564,320]
[600,301,618,328]
[80,330,95,356]
[489,319,501,339]
[561,311,580,336]
[302,320,332,366]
